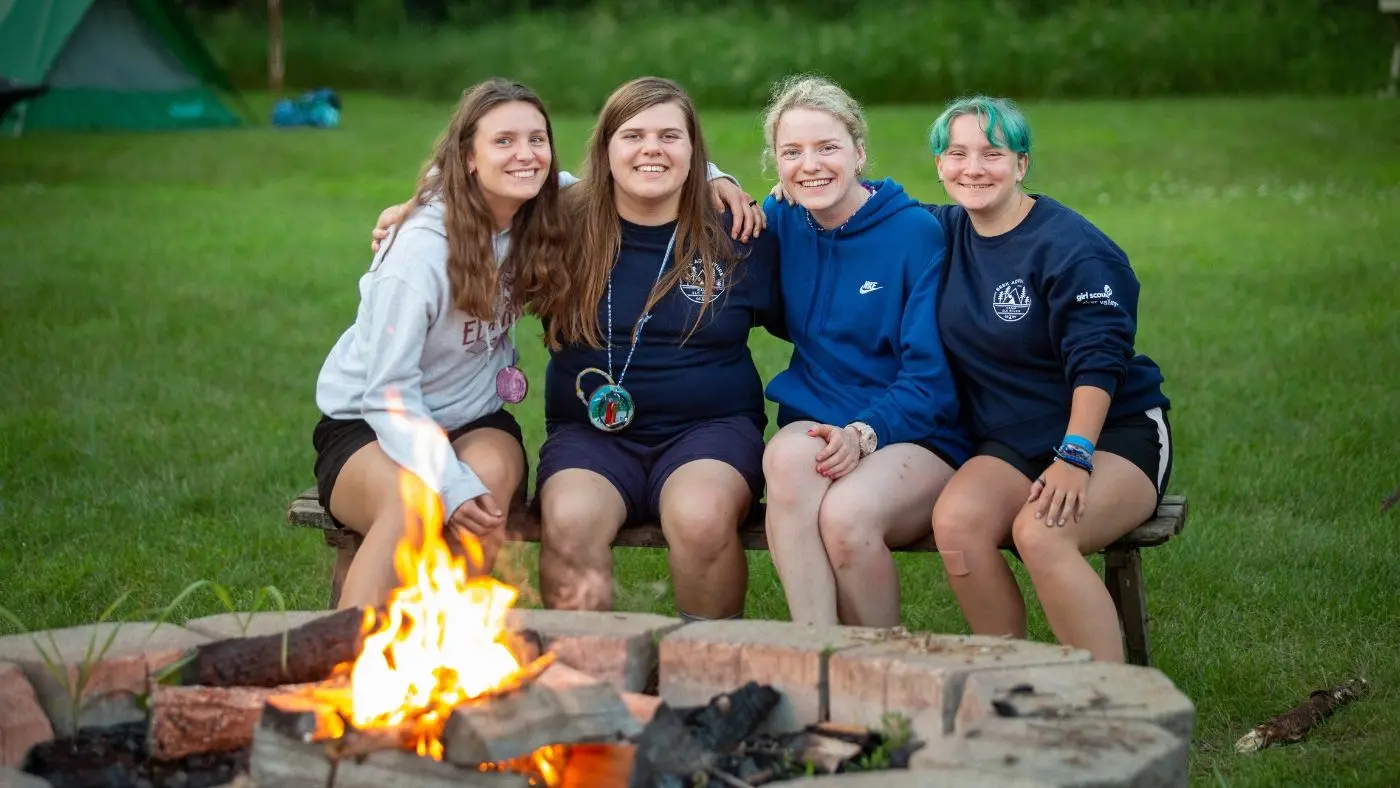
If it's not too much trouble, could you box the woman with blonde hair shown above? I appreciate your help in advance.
[759,75,969,627]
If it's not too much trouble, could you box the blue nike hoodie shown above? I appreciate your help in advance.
[764,178,971,464]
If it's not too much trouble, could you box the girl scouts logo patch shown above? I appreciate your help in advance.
[680,257,726,304]
[993,278,1032,322]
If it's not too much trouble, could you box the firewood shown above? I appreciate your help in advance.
[1235,678,1370,753]
[179,606,368,688]
[177,608,543,690]
[796,732,863,774]
[249,722,527,788]
[441,680,641,767]
[147,683,313,760]
[534,659,661,725]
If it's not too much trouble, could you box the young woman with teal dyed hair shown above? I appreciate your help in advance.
[925,95,1173,662]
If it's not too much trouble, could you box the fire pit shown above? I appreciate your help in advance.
[1,417,1196,787]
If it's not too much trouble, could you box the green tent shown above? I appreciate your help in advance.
[0,0,255,134]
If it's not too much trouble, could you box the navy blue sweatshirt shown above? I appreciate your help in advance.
[931,196,1169,458]
[545,215,782,445]
[765,178,971,463]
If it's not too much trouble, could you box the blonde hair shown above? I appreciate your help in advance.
[761,74,869,174]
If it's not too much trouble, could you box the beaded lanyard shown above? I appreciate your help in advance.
[575,228,678,432]
[484,265,528,403]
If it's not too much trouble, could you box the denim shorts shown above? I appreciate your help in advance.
[535,415,766,527]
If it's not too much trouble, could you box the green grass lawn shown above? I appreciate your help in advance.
[1,93,1397,785]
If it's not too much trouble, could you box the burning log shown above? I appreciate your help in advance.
[249,722,530,787]
[441,680,642,767]
[179,606,368,687]
[535,659,662,725]
[1235,678,1370,753]
[147,683,316,760]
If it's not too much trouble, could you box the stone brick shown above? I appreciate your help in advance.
[183,610,339,641]
[0,663,53,767]
[506,609,684,693]
[796,767,1055,787]
[0,623,208,735]
[912,716,1188,788]
[955,662,1195,742]
[0,766,52,787]
[658,620,879,732]
[828,633,1090,736]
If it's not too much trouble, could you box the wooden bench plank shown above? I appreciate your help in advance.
[287,486,1187,667]
[287,487,1187,551]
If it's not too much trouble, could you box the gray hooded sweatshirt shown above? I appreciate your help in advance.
[315,200,517,518]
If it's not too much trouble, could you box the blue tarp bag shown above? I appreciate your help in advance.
[272,88,341,128]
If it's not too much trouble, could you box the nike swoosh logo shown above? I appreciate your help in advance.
[859,283,881,294]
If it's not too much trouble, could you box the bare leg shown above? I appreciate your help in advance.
[1011,452,1158,662]
[930,457,1029,638]
[537,469,627,611]
[449,428,526,576]
[329,427,523,610]
[657,460,751,619]
[762,421,838,625]
[328,442,404,611]
[818,445,954,627]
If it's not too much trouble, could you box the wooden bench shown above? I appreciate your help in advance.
[286,488,1187,667]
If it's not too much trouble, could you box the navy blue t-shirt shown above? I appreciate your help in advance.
[545,216,783,445]
[930,196,1169,458]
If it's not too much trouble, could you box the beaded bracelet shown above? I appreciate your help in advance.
[1053,441,1095,473]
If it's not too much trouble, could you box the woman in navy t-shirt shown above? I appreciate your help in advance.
[926,96,1172,663]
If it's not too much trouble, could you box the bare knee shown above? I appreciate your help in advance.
[539,491,615,560]
[931,492,1002,552]
[762,432,823,503]
[663,490,744,565]
[1010,510,1075,562]
[817,492,884,571]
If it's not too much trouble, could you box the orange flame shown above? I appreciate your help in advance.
[322,399,563,783]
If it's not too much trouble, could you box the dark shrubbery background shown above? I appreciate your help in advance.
[188,0,1391,112]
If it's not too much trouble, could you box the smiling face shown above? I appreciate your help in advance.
[935,112,1028,216]
[467,100,551,223]
[607,101,693,214]
[774,107,867,226]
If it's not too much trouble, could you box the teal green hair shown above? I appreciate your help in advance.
[928,95,1032,162]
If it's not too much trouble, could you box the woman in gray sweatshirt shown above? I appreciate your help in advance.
[312,79,569,610]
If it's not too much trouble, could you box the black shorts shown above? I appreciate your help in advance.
[975,408,1173,502]
[311,409,526,527]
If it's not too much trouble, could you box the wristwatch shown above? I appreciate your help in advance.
[847,422,878,458]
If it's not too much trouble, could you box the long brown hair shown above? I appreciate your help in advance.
[394,79,567,321]
[535,76,739,349]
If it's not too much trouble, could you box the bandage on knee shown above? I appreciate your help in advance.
[942,550,970,576]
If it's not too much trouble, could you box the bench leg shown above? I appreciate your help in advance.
[1103,546,1152,667]
[324,529,363,610]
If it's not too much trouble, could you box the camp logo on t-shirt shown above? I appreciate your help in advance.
[993,278,1032,322]
[679,257,727,304]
